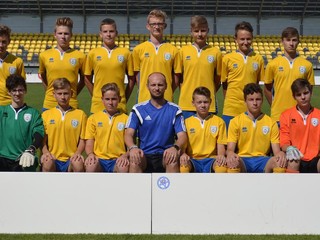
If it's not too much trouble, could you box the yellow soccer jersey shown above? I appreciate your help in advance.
[264,55,314,122]
[221,51,264,116]
[0,53,26,105]
[39,48,86,109]
[85,111,128,159]
[228,112,279,157]
[132,41,182,103]
[185,114,227,159]
[84,46,134,114]
[42,107,87,161]
[179,44,222,112]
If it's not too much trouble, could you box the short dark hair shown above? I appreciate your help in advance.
[281,27,299,40]
[101,82,120,98]
[291,78,312,95]
[243,83,262,100]
[0,25,11,40]
[100,18,117,31]
[6,75,26,92]
[191,15,208,29]
[192,86,211,100]
[235,21,253,37]
[55,17,73,33]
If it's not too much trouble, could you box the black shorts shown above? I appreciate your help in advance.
[300,157,320,173]
[145,154,165,173]
[0,157,23,172]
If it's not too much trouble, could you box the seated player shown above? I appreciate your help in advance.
[41,78,87,172]
[85,83,129,173]
[226,83,286,173]
[180,86,227,173]
[0,75,44,171]
[280,78,320,173]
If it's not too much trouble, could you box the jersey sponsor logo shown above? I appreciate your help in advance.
[71,119,79,128]
[299,66,306,74]
[290,118,296,124]
[49,119,55,124]
[233,63,238,69]
[117,122,125,131]
[189,128,195,134]
[207,55,214,63]
[24,113,32,122]
[144,52,150,58]
[164,53,171,61]
[96,56,102,61]
[117,55,124,63]
[9,66,17,74]
[49,57,54,63]
[241,127,248,132]
[69,58,77,66]
[262,126,270,135]
[186,56,191,60]
[252,62,258,71]
[311,118,319,127]
[98,122,103,127]
[145,115,152,120]
[210,126,217,134]
[278,66,284,72]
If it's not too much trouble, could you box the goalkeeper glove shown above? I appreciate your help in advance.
[286,146,303,161]
[19,145,36,168]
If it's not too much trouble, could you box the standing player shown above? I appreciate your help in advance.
[0,75,44,171]
[180,87,227,173]
[0,25,26,106]
[179,15,222,119]
[132,9,181,103]
[39,17,86,110]
[41,78,87,172]
[84,18,134,114]
[85,83,129,173]
[280,78,320,173]
[221,21,264,129]
[226,83,286,173]
[125,72,187,173]
[264,27,314,123]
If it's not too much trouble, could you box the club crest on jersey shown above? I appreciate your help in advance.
[262,126,269,135]
[189,128,195,134]
[71,119,79,128]
[117,122,125,131]
[69,58,77,66]
[311,118,319,127]
[252,62,258,71]
[207,55,214,63]
[24,113,32,122]
[299,66,306,74]
[210,126,217,134]
[117,55,124,63]
[9,67,17,74]
[164,53,171,61]
[96,56,102,61]
[233,63,238,69]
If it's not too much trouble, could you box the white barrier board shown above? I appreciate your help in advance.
[0,173,151,234]
[152,173,320,235]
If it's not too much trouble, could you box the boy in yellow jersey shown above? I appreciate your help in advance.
[132,9,182,103]
[180,87,227,173]
[0,25,26,106]
[264,27,314,123]
[39,17,86,110]
[221,21,264,129]
[41,78,87,172]
[84,18,134,114]
[85,83,129,172]
[179,16,222,119]
[226,83,286,173]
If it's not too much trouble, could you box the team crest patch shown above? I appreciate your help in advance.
[299,66,306,74]
[71,119,79,128]
[117,55,124,63]
[98,122,103,127]
[117,122,125,131]
[233,63,238,69]
[278,66,284,72]
[97,56,102,61]
[210,126,217,134]
[24,113,32,122]
[164,53,171,61]
[189,128,195,134]
[311,118,319,127]
[49,57,54,62]
[262,126,270,135]
[9,67,17,74]
[252,62,258,71]
[69,58,76,66]
[207,55,214,63]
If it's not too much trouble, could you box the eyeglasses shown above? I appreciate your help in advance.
[148,22,166,28]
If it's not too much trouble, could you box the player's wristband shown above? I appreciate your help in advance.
[172,144,180,151]
[128,145,138,151]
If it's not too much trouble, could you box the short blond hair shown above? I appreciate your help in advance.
[191,15,208,29]
[53,78,71,90]
[55,17,73,33]
[147,9,167,23]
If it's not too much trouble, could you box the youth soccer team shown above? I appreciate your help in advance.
[0,9,319,173]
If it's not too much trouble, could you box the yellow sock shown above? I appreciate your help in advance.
[273,167,286,173]
[227,167,241,173]
[180,165,191,173]
[214,165,228,173]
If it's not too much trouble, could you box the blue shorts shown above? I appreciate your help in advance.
[55,159,70,172]
[222,115,234,131]
[99,159,116,173]
[190,158,215,173]
[241,156,270,173]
